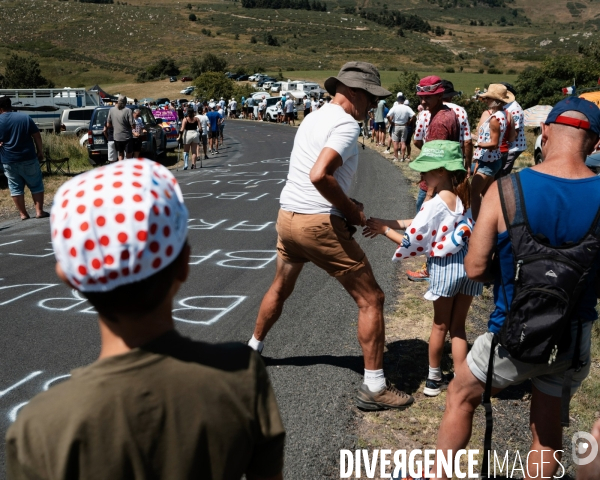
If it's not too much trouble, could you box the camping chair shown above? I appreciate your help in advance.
[44,149,70,175]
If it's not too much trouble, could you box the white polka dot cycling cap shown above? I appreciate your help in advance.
[51,159,189,292]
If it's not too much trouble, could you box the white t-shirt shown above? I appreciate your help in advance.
[504,101,526,153]
[311,100,319,112]
[387,104,415,126]
[230,100,237,111]
[218,108,225,124]
[195,114,210,134]
[280,103,360,216]
[285,99,294,113]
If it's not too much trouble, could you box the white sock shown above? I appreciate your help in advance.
[428,366,442,381]
[364,369,386,392]
[248,335,264,353]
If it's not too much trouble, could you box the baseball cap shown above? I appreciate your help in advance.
[416,76,445,96]
[324,61,391,97]
[397,91,403,98]
[209,102,216,109]
[500,82,517,96]
[409,140,465,173]
[50,159,189,292]
[545,97,600,136]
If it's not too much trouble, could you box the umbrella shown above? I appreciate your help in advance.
[523,105,552,127]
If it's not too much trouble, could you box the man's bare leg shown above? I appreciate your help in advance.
[336,262,385,370]
[252,257,304,341]
[31,192,48,218]
[11,194,29,219]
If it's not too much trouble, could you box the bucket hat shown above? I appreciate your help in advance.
[409,140,465,173]
[441,80,461,99]
[324,61,391,97]
[416,76,445,96]
[545,97,600,136]
[478,84,515,104]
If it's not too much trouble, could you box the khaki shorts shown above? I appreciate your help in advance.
[276,209,367,277]
[467,320,592,397]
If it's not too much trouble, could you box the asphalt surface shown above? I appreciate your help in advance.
[0,120,416,478]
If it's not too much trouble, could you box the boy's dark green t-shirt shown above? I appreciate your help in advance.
[6,331,285,480]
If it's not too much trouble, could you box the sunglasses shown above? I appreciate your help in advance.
[415,82,442,93]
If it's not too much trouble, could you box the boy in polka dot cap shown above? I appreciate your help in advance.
[6,159,286,479]
[51,158,188,291]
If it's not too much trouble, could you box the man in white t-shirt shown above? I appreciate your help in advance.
[497,83,526,178]
[229,97,237,119]
[386,96,415,162]
[311,98,319,112]
[248,62,414,411]
[195,106,210,161]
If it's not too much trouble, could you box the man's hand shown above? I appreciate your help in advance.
[347,205,366,227]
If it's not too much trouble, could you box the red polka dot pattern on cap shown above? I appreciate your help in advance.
[50,159,189,293]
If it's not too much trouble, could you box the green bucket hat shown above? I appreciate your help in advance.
[409,140,465,173]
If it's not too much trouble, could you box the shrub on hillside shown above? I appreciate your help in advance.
[189,54,227,79]
[189,13,196,21]
[136,58,179,83]
[0,54,54,89]
[193,72,235,100]
[387,70,420,108]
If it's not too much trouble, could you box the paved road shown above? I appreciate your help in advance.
[0,120,415,478]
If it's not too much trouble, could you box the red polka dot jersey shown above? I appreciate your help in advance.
[392,195,474,262]
[50,159,189,292]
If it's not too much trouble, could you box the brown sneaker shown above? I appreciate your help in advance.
[356,380,415,411]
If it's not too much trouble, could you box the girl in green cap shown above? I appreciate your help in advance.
[364,140,483,397]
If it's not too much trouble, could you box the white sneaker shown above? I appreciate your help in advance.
[384,149,391,154]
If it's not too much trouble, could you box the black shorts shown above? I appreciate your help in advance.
[285,112,294,119]
[231,109,236,116]
[131,138,142,153]
[304,108,310,116]
[209,131,219,139]
[114,139,132,155]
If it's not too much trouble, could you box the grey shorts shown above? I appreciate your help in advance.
[467,320,593,397]
[392,125,407,143]
[107,141,117,162]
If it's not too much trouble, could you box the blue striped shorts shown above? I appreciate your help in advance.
[425,246,483,300]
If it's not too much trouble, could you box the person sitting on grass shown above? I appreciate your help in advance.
[363,140,482,397]
[6,159,286,480]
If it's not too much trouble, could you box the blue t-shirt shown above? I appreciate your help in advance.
[489,168,600,333]
[206,111,221,131]
[0,112,40,164]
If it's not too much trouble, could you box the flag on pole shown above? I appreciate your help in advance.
[562,85,576,95]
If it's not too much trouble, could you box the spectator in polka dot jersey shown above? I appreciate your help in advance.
[6,159,286,480]
[363,141,483,398]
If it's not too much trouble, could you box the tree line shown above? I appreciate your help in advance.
[358,10,431,33]
[241,0,327,12]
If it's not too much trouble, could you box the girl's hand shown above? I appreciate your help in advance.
[366,217,387,235]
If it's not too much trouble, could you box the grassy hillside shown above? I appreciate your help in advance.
[0,0,598,89]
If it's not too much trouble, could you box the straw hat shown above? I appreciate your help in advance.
[478,84,515,104]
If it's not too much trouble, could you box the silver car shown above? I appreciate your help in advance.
[60,106,96,137]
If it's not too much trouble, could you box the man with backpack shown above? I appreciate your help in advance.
[431,97,600,479]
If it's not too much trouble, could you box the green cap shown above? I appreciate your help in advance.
[409,140,465,173]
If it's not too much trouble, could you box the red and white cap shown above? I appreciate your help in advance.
[50,159,189,292]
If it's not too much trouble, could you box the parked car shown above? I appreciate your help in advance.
[236,75,250,82]
[270,82,282,93]
[86,106,167,165]
[169,76,177,82]
[254,96,298,122]
[180,86,195,95]
[60,106,96,137]
[248,73,265,81]
[180,76,193,82]
[156,97,170,105]
[257,77,276,88]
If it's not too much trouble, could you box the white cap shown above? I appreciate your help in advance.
[404,99,410,105]
[397,92,403,98]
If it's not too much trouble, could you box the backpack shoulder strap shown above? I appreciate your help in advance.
[497,173,526,233]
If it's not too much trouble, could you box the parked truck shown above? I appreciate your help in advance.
[0,88,101,132]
